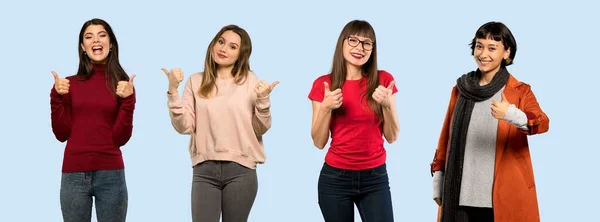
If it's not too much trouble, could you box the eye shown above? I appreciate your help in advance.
[218,39,224,44]
[100,34,108,38]
[85,36,92,39]
[364,42,373,47]
[489,47,496,51]
[348,38,359,44]
[230,45,237,50]
[475,44,483,49]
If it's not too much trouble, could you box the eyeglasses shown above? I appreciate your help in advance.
[346,36,374,51]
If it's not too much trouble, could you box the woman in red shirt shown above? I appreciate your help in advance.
[308,20,400,222]
[50,18,135,222]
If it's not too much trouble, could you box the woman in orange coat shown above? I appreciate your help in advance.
[430,21,549,222]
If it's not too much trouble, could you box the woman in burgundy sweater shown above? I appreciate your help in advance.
[50,18,135,222]
[308,20,400,222]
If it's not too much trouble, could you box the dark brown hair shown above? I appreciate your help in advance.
[330,20,382,120]
[76,18,129,95]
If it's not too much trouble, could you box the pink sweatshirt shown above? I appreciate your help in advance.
[167,72,272,169]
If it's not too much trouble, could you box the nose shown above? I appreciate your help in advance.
[356,42,365,51]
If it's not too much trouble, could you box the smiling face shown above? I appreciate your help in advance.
[342,35,373,69]
[473,36,510,76]
[211,30,241,67]
[80,24,110,64]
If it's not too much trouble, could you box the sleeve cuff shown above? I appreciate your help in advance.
[433,171,444,199]
[256,95,271,111]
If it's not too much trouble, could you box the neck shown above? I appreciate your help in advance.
[345,63,362,80]
[216,65,234,79]
[479,66,501,85]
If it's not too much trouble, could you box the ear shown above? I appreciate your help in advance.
[504,47,511,60]
[80,43,85,52]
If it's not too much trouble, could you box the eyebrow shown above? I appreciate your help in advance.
[84,31,107,35]
[349,36,373,42]
[219,37,240,47]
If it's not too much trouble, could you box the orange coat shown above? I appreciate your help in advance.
[431,74,550,222]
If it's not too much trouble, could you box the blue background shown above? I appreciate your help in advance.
[1,0,597,221]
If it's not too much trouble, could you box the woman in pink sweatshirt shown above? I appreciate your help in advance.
[163,24,278,222]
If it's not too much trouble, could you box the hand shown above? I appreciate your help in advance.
[491,92,510,119]
[116,75,136,98]
[372,81,395,107]
[321,82,342,111]
[255,80,279,98]
[162,68,184,94]
[52,71,70,95]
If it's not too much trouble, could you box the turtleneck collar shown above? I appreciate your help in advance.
[92,63,106,74]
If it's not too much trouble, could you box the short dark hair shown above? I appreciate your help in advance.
[470,21,517,66]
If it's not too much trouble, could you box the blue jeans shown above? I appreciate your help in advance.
[60,169,128,222]
[318,163,394,222]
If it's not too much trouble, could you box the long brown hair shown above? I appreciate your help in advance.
[330,20,382,120]
[76,18,129,95]
[199,25,252,98]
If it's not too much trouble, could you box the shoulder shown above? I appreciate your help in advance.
[313,73,331,84]
[378,70,394,79]
[508,73,532,94]
[246,71,259,82]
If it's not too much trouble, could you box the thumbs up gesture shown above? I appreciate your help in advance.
[321,82,343,110]
[372,81,395,107]
[116,74,136,98]
[52,71,70,95]
[491,92,510,119]
[255,80,279,98]
[162,68,184,94]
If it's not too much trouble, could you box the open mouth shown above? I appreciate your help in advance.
[92,45,103,55]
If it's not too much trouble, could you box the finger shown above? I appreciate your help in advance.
[331,88,342,95]
[51,71,59,81]
[129,74,136,84]
[501,92,507,102]
[323,82,330,92]
[161,68,170,76]
[270,81,280,90]
[387,80,396,90]
[491,99,498,105]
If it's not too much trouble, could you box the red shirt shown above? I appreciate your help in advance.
[50,64,135,173]
[308,70,398,170]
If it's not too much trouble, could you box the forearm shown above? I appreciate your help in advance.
[252,96,272,136]
[382,104,399,143]
[311,108,332,149]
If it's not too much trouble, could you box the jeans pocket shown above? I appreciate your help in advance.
[320,163,343,178]
[371,164,388,176]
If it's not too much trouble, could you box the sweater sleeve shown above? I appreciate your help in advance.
[250,73,272,136]
[50,87,72,142]
[168,77,196,135]
[503,104,529,130]
[252,95,272,136]
[112,88,136,147]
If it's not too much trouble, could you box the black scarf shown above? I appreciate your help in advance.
[441,67,509,222]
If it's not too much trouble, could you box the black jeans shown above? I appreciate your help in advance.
[318,162,394,222]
